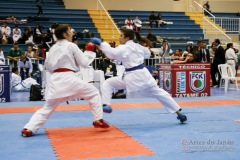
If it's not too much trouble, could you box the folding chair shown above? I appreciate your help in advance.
[218,64,239,91]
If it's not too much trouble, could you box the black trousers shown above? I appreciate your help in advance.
[37,5,43,16]
[211,64,221,86]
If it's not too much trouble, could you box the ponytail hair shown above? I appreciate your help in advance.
[135,32,152,47]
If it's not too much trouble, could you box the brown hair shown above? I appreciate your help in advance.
[121,28,135,40]
[55,24,69,40]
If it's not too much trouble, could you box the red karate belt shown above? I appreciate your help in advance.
[54,68,75,72]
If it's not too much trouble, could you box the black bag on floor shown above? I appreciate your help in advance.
[29,84,43,101]
[112,92,126,99]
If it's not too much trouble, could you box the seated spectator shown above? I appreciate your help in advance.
[146,30,157,48]
[174,53,195,64]
[42,30,53,51]
[49,22,58,43]
[124,16,133,30]
[35,44,46,60]
[17,54,33,80]
[33,24,43,44]
[159,39,173,58]
[11,67,39,92]
[12,25,22,43]
[109,40,116,48]
[7,42,25,67]
[25,45,36,58]
[1,23,12,44]
[133,16,142,32]
[182,44,193,58]
[6,15,16,21]
[98,56,117,80]
[19,28,32,44]
[149,11,157,28]
[0,25,2,42]
[156,12,166,27]
[203,1,211,16]
[0,46,4,65]
[98,56,125,98]
[171,49,182,59]
[69,25,75,34]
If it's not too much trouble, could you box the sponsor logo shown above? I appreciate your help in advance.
[176,72,186,93]
[178,65,206,69]
[0,74,4,96]
[164,71,171,92]
[190,71,206,92]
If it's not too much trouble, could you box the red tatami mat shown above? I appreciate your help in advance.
[46,126,154,160]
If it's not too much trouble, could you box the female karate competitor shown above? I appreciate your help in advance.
[21,24,109,137]
[90,29,187,123]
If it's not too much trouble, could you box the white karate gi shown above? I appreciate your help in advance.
[23,39,103,133]
[225,48,238,76]
[12,28,22,42]
[100,40,180,113]
[11,73,38,91]
[0,50,4,65]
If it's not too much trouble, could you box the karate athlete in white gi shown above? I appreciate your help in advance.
[90,29,187,123]
[21,24,109,137]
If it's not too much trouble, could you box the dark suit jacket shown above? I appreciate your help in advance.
[197,48,210,63]
[212,45,225,66]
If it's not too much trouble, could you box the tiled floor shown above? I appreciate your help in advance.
[0,87,239,160]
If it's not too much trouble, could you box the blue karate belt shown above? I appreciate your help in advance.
[125,63,144,72]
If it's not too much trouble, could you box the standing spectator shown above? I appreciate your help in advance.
[197,41,210,63]
[146,30,157,48]
[7,42,25,67]
[149,11,157,28]
[12,25,22,43]
[203,1,211,16]
[225,43,238,78]
[17,54,33,80]
[35,0,45,16]
[159,39,173,58]
[124,16,133,30]
[211,39,225,87]
[133,16,142,32]
[209,42,217,63]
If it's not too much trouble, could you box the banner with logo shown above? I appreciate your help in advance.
[158,63,210,98]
